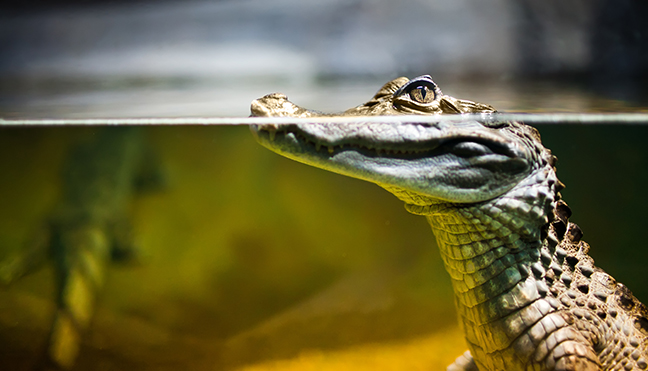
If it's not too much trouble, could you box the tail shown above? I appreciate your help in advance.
[42,225,111,370]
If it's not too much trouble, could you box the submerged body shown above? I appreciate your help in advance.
[0,127,162,370]
[250,76,648,371]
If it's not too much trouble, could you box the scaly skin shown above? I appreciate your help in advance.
[0,127,163,370]
[250,75,648,371]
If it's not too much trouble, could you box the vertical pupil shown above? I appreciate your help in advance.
[409,85,433,102]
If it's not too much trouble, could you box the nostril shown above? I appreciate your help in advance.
[251,93,290,117]
[264,93,288,100]
[250,100,270,117]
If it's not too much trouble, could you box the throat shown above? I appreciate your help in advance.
[405,168,558,317]
[425,202,544,309]
[400,168,563,358]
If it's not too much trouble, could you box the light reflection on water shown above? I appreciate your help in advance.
[2,77,647,119]
[0,79,647,370]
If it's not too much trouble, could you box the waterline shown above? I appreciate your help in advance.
[2,113,648,126]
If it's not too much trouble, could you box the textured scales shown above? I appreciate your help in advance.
[0,127,163,370]
[250,75,648,371]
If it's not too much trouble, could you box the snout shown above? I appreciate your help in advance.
[250,93,289,117]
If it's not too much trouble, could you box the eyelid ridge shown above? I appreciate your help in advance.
[393,75,442,102]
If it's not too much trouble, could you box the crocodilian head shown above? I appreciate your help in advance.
[250,75,550,206]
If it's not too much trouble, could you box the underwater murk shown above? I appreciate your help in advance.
[1,82,648,370]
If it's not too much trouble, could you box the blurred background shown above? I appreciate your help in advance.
[1,0,647,117]
[1,1,647,370]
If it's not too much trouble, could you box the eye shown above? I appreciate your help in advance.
[408,85,435,103]
[393,76,440,104]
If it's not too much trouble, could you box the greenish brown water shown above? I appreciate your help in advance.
[0,125,459,370]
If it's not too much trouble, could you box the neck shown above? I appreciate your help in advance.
[404,166,561,356]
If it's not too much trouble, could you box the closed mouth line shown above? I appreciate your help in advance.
[258,125,513,158]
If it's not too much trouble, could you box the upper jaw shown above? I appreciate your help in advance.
[252,120,521,159]
[249,93,523,161]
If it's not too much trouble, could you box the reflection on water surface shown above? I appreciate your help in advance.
[2,78,648,119]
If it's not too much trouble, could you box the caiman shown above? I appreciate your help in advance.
[250,75,648,371]
[0,127,162,370]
